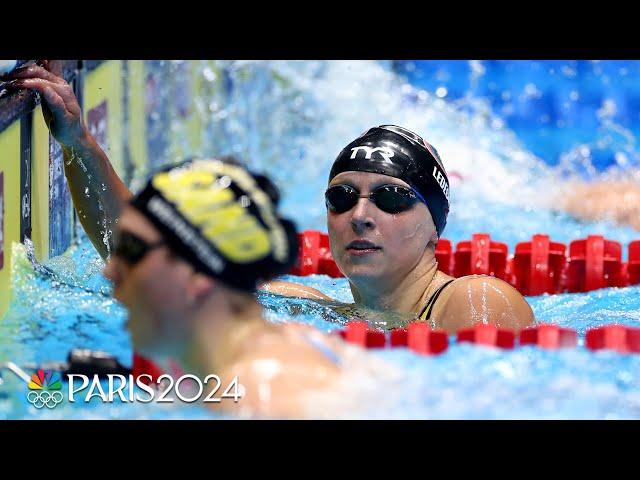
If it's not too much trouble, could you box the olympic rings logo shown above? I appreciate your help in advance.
[26,390,64,409]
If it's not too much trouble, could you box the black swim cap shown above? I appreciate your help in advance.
[130,157,299,292]
[328,125,450,237]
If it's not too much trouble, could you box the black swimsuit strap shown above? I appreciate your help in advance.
[418,279,456,320]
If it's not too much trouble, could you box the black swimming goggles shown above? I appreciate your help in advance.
[113,230,165,267]
[325,184,424,215]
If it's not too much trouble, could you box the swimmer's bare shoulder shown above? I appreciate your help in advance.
[217,323,343,418]
[431,275,535,333]
[261,280,336,301]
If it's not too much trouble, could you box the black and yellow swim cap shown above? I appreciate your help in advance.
[130,157,298,291]
[329,125,450,237]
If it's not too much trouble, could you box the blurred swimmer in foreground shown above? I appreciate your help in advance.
[4,63,534,333]
[96,157,399,417]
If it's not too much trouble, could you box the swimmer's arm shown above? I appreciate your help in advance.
[62,132,132,260]
[5,63,132,260]
[438,276,535,334]
[560,181,640,231]
[260,280,335,301]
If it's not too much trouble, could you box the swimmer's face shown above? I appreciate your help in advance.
[103,207,197,359]
[327,171,438,288]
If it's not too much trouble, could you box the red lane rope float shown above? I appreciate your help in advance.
[628,240,640,286]
[131,353,164,385]
[454,233,509,280]
[337,321,386,348]
[290,230,322,277]
[519,324,577,349]
[389,328,408,346]
[566,235,627,293]
[435,239,453,276]
[290,230,640,296]
[132,323,640,380]
[318,232,342,278]
[456,324,515,349]
[335,321,640,356]
[585,325,640,354]
[629,328,640,352]
[339,322,449,354]
[289,230,343,278]
[513,234,566,296]
[407,323,448,355]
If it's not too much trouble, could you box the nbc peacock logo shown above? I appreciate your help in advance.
[27,369,64,409]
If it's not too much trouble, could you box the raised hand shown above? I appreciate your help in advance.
[2,60,132,260]
[2,62,87,147]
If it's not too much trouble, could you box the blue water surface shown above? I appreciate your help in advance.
[2,232,640,419]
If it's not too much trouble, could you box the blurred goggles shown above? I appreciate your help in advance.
[114,230,165,266]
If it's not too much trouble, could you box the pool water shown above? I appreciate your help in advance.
[2,60,640,419]
[2,233,640,420]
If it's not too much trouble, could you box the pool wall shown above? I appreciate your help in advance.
[0,62,79,319]
[0,60,218,319]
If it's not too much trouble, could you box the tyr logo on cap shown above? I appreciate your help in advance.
[350,146,395,162]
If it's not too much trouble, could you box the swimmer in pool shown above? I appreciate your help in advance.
[558,179,640,231]
[265,125,535,332]
[100,157,397,418]
[6,63,535,333]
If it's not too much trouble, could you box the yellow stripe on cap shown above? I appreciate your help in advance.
[151,160,285,264]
